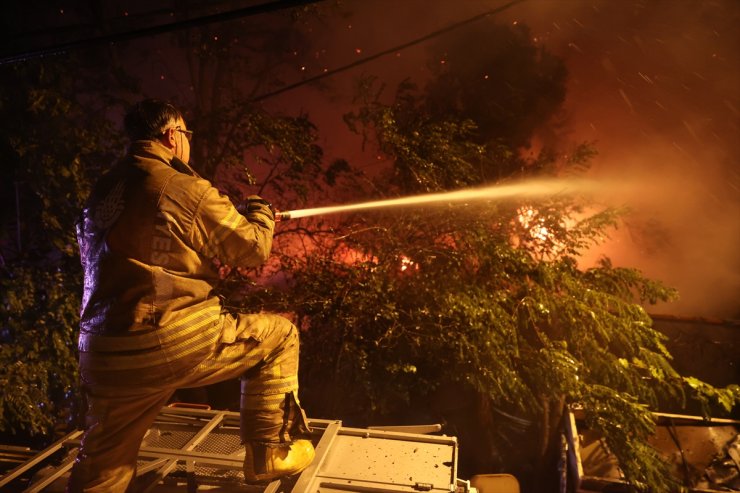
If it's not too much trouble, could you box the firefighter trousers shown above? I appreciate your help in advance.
[67,313,308,493]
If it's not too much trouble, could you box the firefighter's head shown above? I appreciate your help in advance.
[124,99,191,164]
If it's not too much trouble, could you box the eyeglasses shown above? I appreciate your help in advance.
[176,128,193,142]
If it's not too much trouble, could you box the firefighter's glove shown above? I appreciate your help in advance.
[241,195,275,224]
[212,256,250,280]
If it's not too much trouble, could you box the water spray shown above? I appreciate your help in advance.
[274,178,606,221]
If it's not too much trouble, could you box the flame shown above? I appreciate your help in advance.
[517,206,551,242]
[400,255,418,272]
[515,206,574,259]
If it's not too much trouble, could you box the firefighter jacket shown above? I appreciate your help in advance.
[76,140,275,386]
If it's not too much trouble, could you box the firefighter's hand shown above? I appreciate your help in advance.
[212,257,249,280]
[243,195,275,222]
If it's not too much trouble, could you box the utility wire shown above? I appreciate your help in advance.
[253,0,526,102]
[2,0,527,103]
[0,0,323,65]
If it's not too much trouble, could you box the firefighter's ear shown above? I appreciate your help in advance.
[163,127,177,148]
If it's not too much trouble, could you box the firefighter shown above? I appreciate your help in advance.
[67,99,314,492]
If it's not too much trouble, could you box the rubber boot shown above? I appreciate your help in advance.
[243,439,315,482]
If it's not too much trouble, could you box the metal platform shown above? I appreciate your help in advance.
[0,406,470,492]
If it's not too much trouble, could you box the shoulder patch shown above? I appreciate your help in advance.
[93,181,126,230]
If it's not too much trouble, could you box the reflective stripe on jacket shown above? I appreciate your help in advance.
[76,140,274,385]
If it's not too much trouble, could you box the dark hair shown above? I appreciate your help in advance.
[124,99,183,140]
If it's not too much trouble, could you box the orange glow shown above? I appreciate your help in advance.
[517,206,551,242]
[399,256,418,272]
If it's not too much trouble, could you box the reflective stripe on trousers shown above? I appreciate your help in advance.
[67,314,308,493]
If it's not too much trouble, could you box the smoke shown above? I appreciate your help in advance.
[273,0,740,318]
[505,0,740,318]
[586,143,740,319]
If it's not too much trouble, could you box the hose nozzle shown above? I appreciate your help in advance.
[275,211,292,222]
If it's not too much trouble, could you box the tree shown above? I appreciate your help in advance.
[425,19,567,151]
[232,22,738,493]
[0,55,124,440]
[0,4,341,438]
[2,8,736,492]
[151,2,336,193]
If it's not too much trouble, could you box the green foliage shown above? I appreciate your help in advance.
[0,56,123,438]
[682,377,740,418]
[581,386,678,491]
[1,12,734,493]
[0,264,80,435]
[276,207,688,419]
[199,102,325,205]
[239,32,737,487]
[0,10,335,440]
[169,5,334,187]
[345,77,497,192]
[268,178,736,489]
[256,185,737,490]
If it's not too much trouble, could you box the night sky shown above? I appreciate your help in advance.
[4,0,739,318]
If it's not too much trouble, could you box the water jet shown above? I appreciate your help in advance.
[275,178,607,221]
